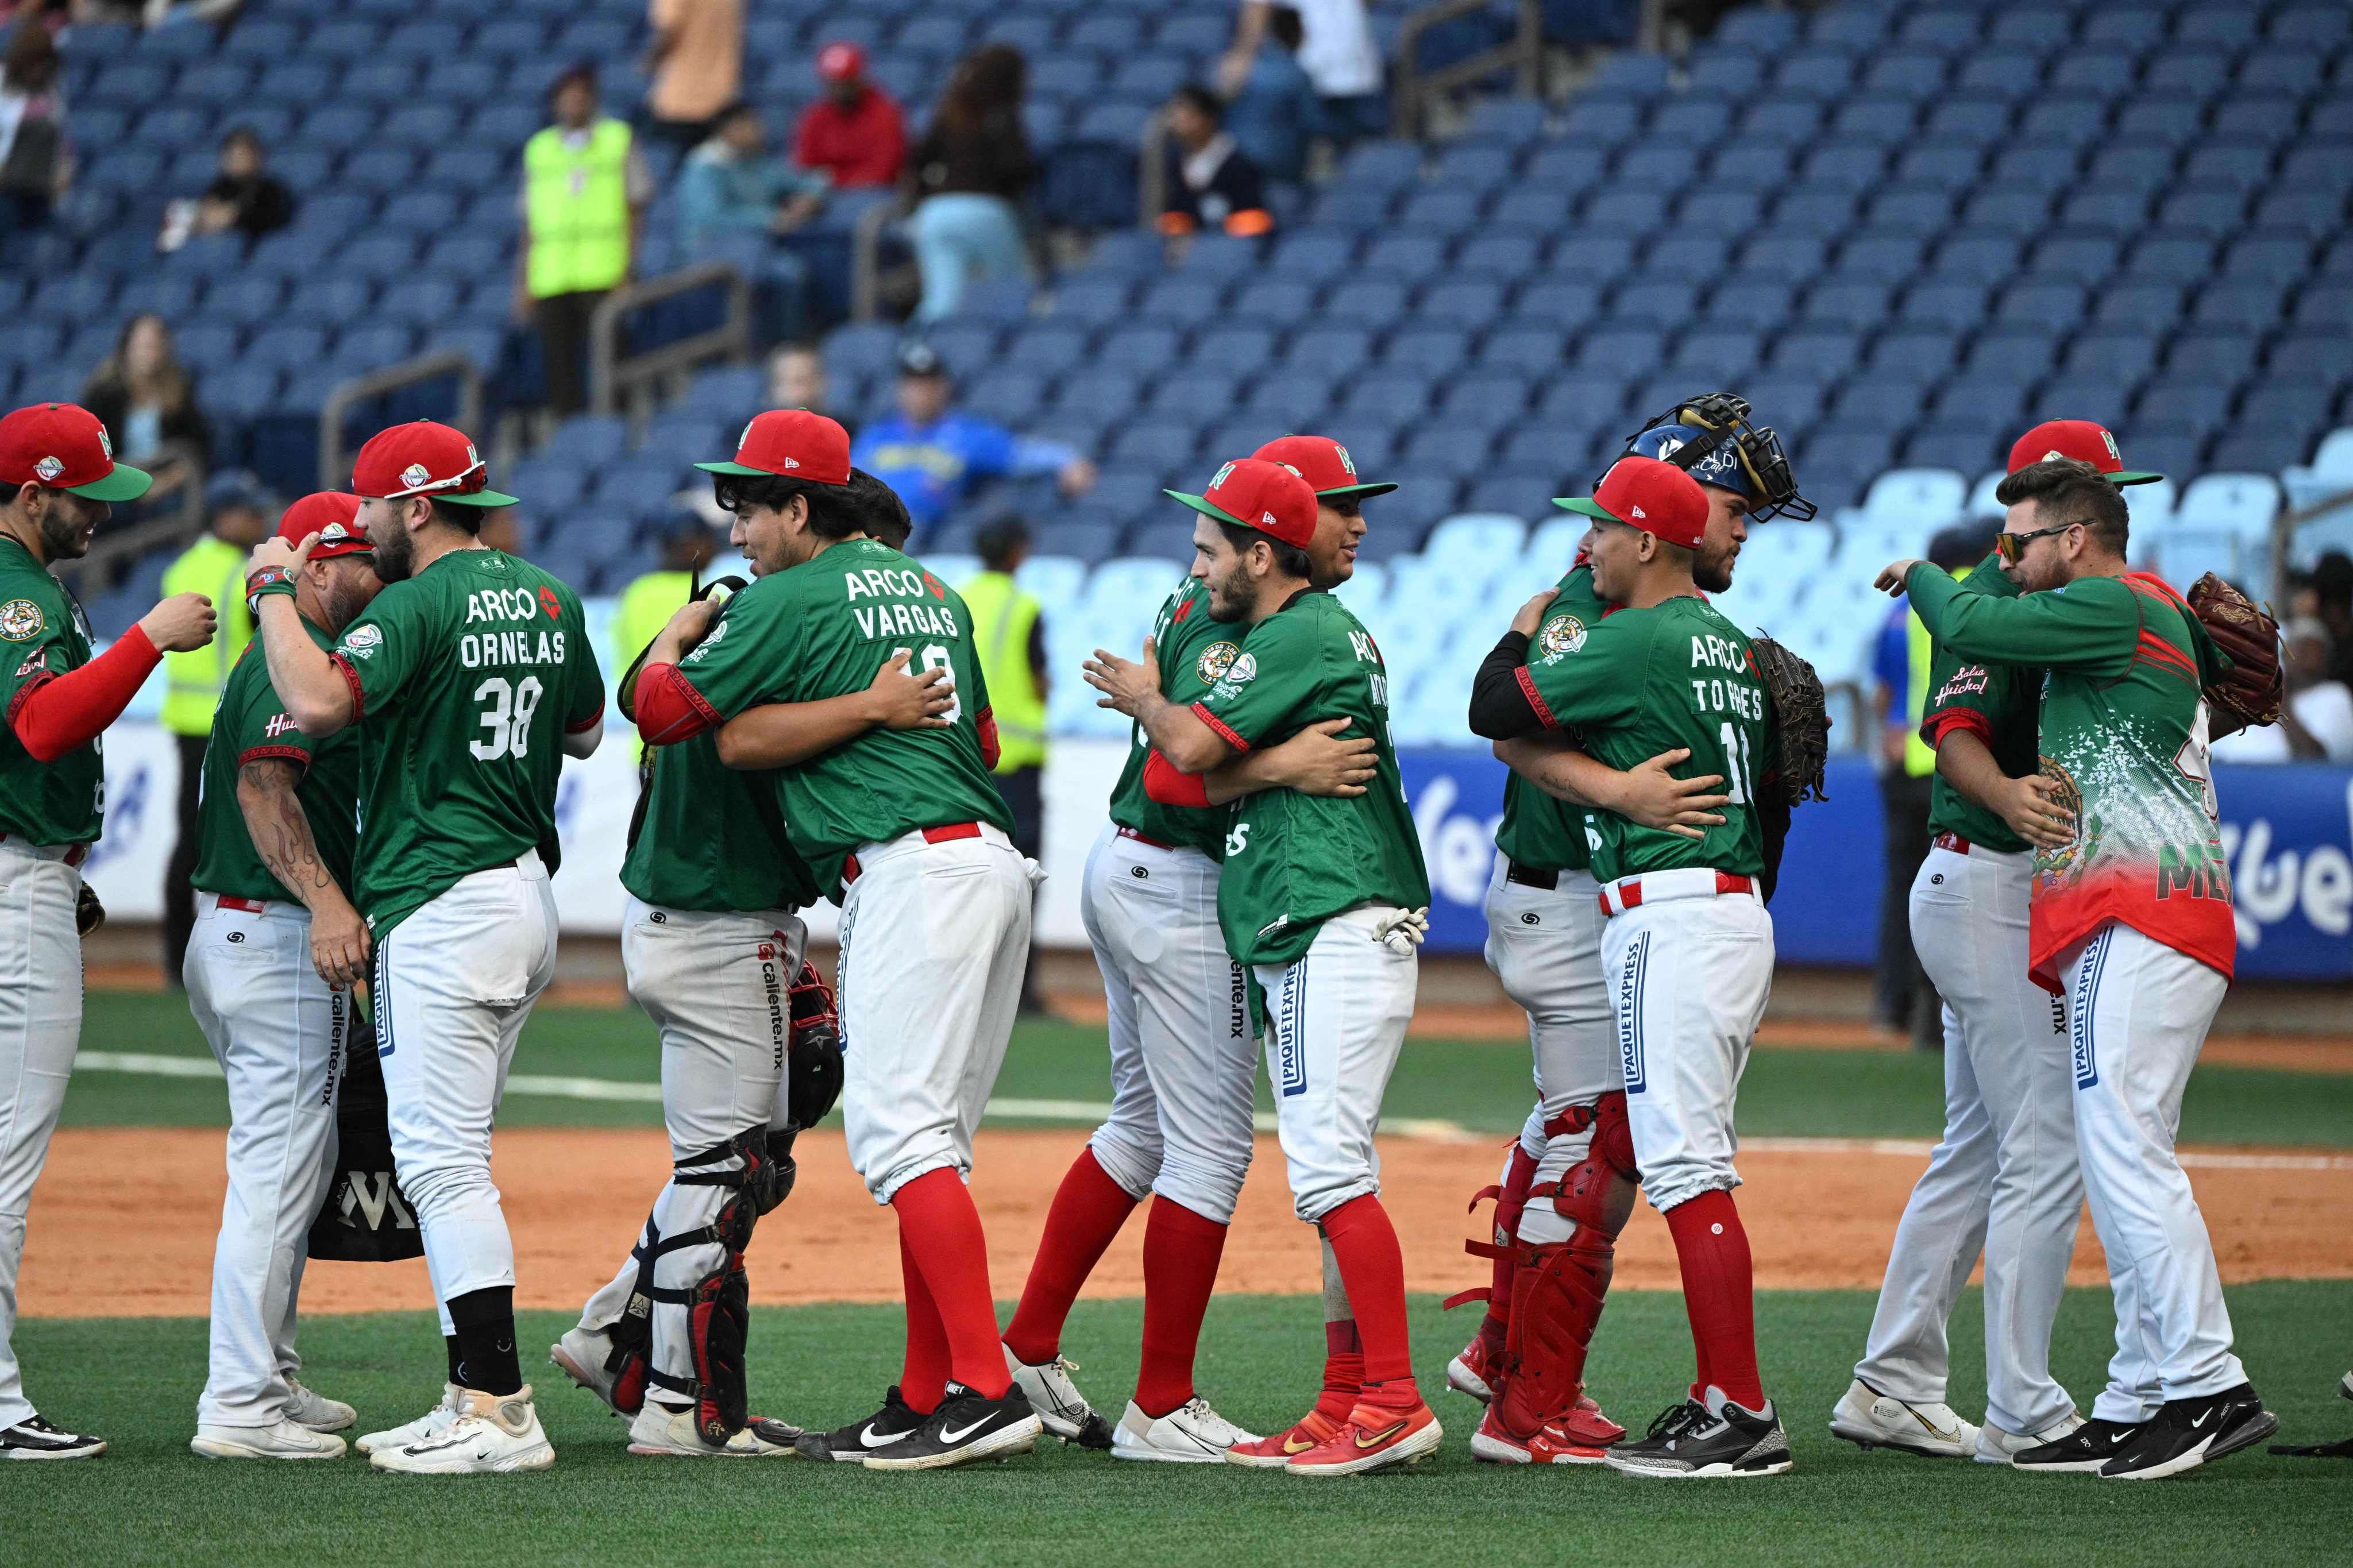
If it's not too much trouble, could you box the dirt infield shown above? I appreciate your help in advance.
[34,1125,2353,1321]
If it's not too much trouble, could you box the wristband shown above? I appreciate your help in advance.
[246,567,297,615]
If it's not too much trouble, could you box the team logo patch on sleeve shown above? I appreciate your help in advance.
[1196,640,1241,683]
[1537,613,1587,657]
[0,599,47,640]
[15,649,48,678]
[1217,652,1257,691]
[339,624,384,660]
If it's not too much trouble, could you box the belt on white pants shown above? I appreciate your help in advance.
[198,890,304,919]
[842,820,1012,885]
[1597,867,1756,917]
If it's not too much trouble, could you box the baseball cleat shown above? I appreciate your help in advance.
[192,1417,347,1461]
[1,1413,106,1460]
[283,1377,356,1434]
[1004,1345,1113,1448]
[1977,1411,2085,1466]
[1606,1396,1792,1478]
[353,1384,460,1456]
[1469,1402,1610,1465]
[368,1385,554,1474]
[625,1401,801,1458]
[1447,1328,1502,1403]
[1110,1396,1258,1463]
[2100,1384,2277,1481]
[1224,1407,1341,1467]
[1282,1399,1442,1477]
[794,1385,928,1462]
[549,1326,627,1420]
[2010,1415,2144,1473]
[863,1382,1042,1471]
[1828,1378,1981,1458]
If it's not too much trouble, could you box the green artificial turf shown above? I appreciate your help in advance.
[7,1285,2347,1567]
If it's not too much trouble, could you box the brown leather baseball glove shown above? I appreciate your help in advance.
[2185,572,2284,739]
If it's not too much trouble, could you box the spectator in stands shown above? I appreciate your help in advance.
[906,44,1036,325]
[766,341,838,426]
[159,126,295,252]
[965,516,1049,1011]
[851,340,1094,539]
[517,63,653,419]
[641,0,742,148]
[1221,4,1311,184]
[1159,84,1273,248]
[2210,617,2353,764]
[793,41,907,190]
[678,101,821,337]
[82,314,211,502]
[0,18,68,230]
[1218,0,1385,155]
[2310,551,2353,689]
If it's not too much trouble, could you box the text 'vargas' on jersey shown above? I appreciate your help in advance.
[329,548,604,938]
[1108,576,1243,860]
[194,626,362,905]
[1493,565,1602,874]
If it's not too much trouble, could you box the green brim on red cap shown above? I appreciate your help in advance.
[430,488,518,507]
[1316,480,1398,500]
[1164,489,1259,531]
[1553,496,1625,524]
[693,459,774,477]
[2111,470,2163,485]
[64,462,152,503]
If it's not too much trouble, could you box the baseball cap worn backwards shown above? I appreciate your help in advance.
[2007,419,2162,485]
[1251,435,1398,500]
[0,403,152,503]
[1165,457,1319,550]
[352,421,516,507]
[696,409,853,485]
[279,492,372,559]
[1555,455,1710,550]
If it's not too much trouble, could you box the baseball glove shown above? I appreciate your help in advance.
[785,957,843,1130]
[1750,635,1830,806]
[2185,572,2284,739]
[75,882,103,937]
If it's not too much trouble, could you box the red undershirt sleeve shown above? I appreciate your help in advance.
[634,662,720,746]
[1142,747,1212,806]
[9,626,161,762]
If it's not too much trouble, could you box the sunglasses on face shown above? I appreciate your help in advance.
[1995,519,2090,564]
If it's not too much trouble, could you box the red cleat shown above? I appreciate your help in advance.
[1563,1392,1625,1447]
[1447,1328,1503,1403]
[1224,1407,1340,1468]
[1282,1400,1442,1476]
[1469,1401,1610,1465]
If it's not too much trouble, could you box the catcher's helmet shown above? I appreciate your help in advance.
[1616,393,1815,522]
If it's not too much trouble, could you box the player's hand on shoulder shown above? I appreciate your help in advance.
[1996,770,2076,851]
[308,897,371,989]
[138,590,218,652]
[661,596,724,652]
[1083,634,1162,714]
[1271,717,1375,797]
[865,648,956,730]
[1874,559,1924,596]
[1613,747,1729,840]
[1510,589,1554,638]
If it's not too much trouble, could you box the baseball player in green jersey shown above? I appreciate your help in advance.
[1086,456,1440,1477]
[0,403,212,1460]
[1003,435,1391,1466]
[184,492,381,1462]
[243,420,605,1475]
[1878,458,2276,1481]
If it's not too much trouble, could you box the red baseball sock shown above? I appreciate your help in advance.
[1001,1146,1140,1366]
[892,1168,1011,1399]
[1663,1189,1763,1410]
[1321,1196,1418,1408]
[897,1229,950,1414]
[1133,1197,1229,1416]
[1483,1141,1541,1341]
[1313,1319,1364,1425]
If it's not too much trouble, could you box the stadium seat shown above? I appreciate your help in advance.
[2173,474,2282,538]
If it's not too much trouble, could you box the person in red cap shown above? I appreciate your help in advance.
[1476,454,1797,1477]
[242,420,605,1475]
[792,41,908,189]
[2007,419,2165,487]
[184,493,383,1462]
[0,400,214,1461]
[1085,457,1440,1476]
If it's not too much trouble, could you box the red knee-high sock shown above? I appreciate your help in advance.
[1314,1319,1364,1425]
[1483,1141,1542,1343]
[1321,1196,1418,1408]
[1002,1146,1140,1366]
[1662,1189,1763,1409]
[1133,1197,1228,1416]
[897,1228,951,1414]
[893,1168,1012,1399]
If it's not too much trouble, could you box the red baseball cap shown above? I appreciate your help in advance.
[0,403,152,503]
[279,492,372,559]
[2007,419,2162,485]
[816,41,866,82]
[1252,434,1397,500]
[352,421,515,506]
[1554,455,1709,550]
[1165,457,1318,550]
[696,410,853,486]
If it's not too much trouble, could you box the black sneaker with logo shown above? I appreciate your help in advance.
[863,1381,1044,1471]
[1606,1394,1792,1478]
[2011,1415,2144,1473]
[794,1385,927,1462]
[2101,1384,2277,1480]
[1,1413,107,1460]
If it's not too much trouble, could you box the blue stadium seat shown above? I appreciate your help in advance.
[2165,332,2260,384]
[1383,326,1472,376]
[1282,327,1374,376]
[1669,329,1761,379]
[1895,144,1985,190]
[1739,99,1824,147]
[1336,375,1433,424]
[1648,234,1736,283]
[1802,280,1891,326]
[1550,235,1640,283]
[1612,280,1700,327]
[2063,333,2162,381]
[2144,53,2231,101]
[2033,379,2132,432]
[1361,233,1449,279]
[2031,233,2124,286]
[1646,98,1737,147]
[1393,188,1485,234]
[2182,142,2277,194]
[1135,276,1226,325]
[1772,48,1857,98]
[1996,281,2087,332]
[1953,51,2046,102]
[2126,233,2219,283]
[1456,233,1546,280]
[1929,378,2026,430]
[1902,427,1999,475]
[1767,329,1861,378]
[1777,189,1862,234]
[2094,282,2186,327]
[1522,143,1610,196]
[2211,99,2302,146]
[1190,326,1280,372]
[1739,235,1830,284]
[1266,229,1359,285]
[1866,331,1962,383]
[2279,142,2353,193]
[2177,5,2262,48]
[1959,330,2045,380]
[1865,188,1957,234]
[1559,98,1644,144]
[1004,326,1091,376]
[1097,324,1185,372]
[1513,278,1606,325]
[1860,51,1953,99]
[1838,234,1927,285]
[2192,283,2287,333]
[2087,141,2180,192]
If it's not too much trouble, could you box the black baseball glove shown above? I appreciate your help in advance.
[785,956,843,1130]
[75,883,104,937]
[1750,635,1831,806]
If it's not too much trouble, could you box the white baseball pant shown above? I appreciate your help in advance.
[1855,844,2082,1435]
[1483,859,1617,1245]
[1254,903,1418,1224]
[1598,875,1773,1215]
[1080,824,1256,1223]
[375,851,558,1328]
[835,825,1033,1203]
[2059,920,2246,1422]
[0,840,83,1430]
[184,893,349,1430]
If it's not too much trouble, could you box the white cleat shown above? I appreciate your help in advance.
[283,1377,356,1433]
[1977,1410,2086,1466]
[1828,1379,1981,1458]
[1110,1397,1260,1463]
[353,1383,461,1457]
[549,1326,627,1419]
[625,1401,800,1458]
[192,1417,347,1461]
[1004,1344,1109,1445]
[369,1385,554,1474]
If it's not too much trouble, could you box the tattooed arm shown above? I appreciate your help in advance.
[235,758,371,988]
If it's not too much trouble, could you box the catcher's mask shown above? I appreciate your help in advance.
[1618,393,1815,522]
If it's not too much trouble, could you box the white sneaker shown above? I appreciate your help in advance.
[1828,1378,1980,1458]
[1110,1397,1260,1463]
[1977,1410,2086,1466]
[625,1401,800,1458]
[1004,1344,1104,1442]
[283,1377,356,1433]
[353,1384,461,1457]
[549,1326,627,1419]
[370,1385,555,1474]
[0,1413,106,1459]
[192,1418,347,1461]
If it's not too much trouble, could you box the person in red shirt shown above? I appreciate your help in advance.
[792,43,906,190]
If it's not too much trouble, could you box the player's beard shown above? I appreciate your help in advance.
[1693,546,1734,594]
[1206,558,1253,621]
[37,495,98,560]
[371,523,415,583]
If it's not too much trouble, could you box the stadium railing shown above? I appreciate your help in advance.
[318,349,485,492]
[588,261,754,419]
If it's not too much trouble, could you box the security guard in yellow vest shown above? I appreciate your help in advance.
[965,518,1049,1006]
[159,473,270,982]
[516,63,651,418]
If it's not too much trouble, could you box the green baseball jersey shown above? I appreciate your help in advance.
[1191,590,1429,965]
[672,538,1012,880]
[1920,555,2041,855]
[622,731,819,913]
[0,536,102,847]
[192,623,362,905]
[1107,576,1241,859]
[1492,564,1602,874]
[1523,593,1776,883]
[1905,565,2234,988]
[329,548,604,938]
